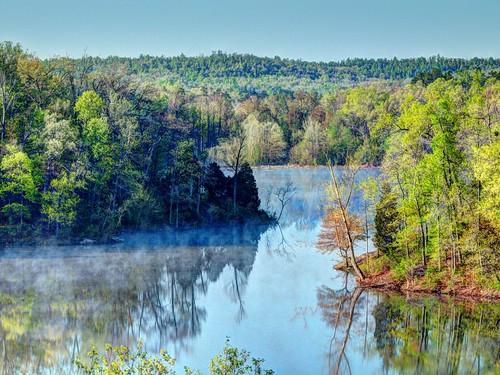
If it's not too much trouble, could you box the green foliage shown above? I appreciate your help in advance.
[371,296,500,374]
[0,144,37,231]
[75,342,179,375]
[374,183,400,260]
[291,118,327,165]
[42,112,77,162]
[472,141,500,229]
[121,189,162,228]
[391,257,418,281]
[75,340,273,375]
[412,67,453,85]
[373,75,500,288]
[0,41,498,257]
[42,171,81,229]
[234,163,261,212]
[242,114,285,164]
[209,339,273,375]
[1,203,31,224]
[69,52,500,94]
[75,91,105,123]
[0,43,274,244]
[0,144,36,199]
[83,117,111,159]
[361,253,389,275]
[326,121,360,164]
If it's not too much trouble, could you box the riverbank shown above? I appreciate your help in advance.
[335,252,500,303]
[0,218,276,249]
[252,163,379,169]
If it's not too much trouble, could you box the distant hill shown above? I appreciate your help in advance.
[56,53,500,95]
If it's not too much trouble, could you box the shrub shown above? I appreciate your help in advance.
[75,339,273,375]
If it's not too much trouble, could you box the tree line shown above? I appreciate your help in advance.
[76,52,500,88]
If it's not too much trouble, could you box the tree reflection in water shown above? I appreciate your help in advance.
[318,282,500,375]
[0,224,267,374]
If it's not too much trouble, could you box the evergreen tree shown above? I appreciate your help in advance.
[374,183,400,260]
[234,162,260,212]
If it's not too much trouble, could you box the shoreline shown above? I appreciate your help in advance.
[335,252,500,303]
[0,218,276,249]
[252,163,379,169]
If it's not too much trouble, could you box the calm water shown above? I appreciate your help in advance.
[0,167,498,374]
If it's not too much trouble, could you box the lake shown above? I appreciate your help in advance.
[0,167,498,374]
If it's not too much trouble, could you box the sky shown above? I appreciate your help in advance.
[1,0,499,61]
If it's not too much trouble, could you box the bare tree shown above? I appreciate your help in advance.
[317,208,364,269]
[327,159,365,280]
[209,131,246,213]
[0,71,17,142]
[273,181,296,222]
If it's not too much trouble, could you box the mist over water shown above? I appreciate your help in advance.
[0,167,498,374]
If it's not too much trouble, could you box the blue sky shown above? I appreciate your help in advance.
[1,0,499,60]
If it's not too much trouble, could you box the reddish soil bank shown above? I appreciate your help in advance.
[335,253,500,303]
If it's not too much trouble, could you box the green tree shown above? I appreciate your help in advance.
[243,113,286,165]
[0,144,37,228]
[209,340,273,375]
[42,171,81,235]
[75,90,105,123]
[374,183,400,260]
[169,140,203,226]
[75,340,273,375]
[472,142,500,229]
[291,117,326,165]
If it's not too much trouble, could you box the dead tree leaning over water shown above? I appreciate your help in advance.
[328,160,365,280]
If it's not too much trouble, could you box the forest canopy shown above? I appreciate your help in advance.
[0,41,499,251]
[70,53,500,95]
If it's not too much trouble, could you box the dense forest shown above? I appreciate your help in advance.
[318,73,500,292]
[0,40,499,265]
[75,53,500,94]
[370,73,500,292]
[0,42,272,244]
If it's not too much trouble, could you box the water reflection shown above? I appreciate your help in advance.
[0,224,267,374]
[319,284,500,375]
[0,167,498,374]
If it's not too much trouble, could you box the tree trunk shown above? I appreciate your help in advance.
[331,169,365,280]
[415,197,426,266]
[232,159,239,214]
[1,104,5,142]
[437,215,441,271]
[364,202,369,269]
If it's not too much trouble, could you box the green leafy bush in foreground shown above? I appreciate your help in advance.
[75,339,273,375]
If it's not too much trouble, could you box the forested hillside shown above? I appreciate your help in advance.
[75,53,500,94]
[1,41,499,246]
